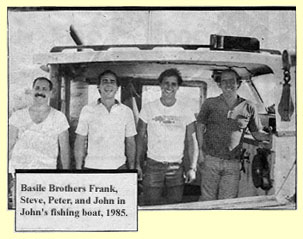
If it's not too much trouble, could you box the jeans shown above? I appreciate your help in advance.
[143,158,184,205]
[199,154,240,201]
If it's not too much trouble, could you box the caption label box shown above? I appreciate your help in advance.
[16,172,137,231]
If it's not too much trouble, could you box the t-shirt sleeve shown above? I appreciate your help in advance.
[75,106,90,136]
[139,104,149,123]
[196,100,210,124]
[56,111,70,134]
[9,110,22,128]
[125,107,137,137]
[247,103,263,133]
[185,109,196,125]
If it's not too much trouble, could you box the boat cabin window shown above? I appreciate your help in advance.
[252,74,279,108]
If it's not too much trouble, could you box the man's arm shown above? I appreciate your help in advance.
[251,130,272,143]
[8,125,19,161]
[74,134,87,169]
[247,102,272,143]
[125,136,136,169]
[58,130,71,169]
[249,104,272,144]
[185,122,197,183]
[135,119,147,180]
[196,121,206,164]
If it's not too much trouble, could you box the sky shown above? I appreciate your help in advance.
[7,9,296,111]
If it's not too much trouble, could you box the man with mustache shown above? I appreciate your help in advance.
[196,69,271,201]
[136,68,196,205]
[74,70,136,170]
[9,77,70,186]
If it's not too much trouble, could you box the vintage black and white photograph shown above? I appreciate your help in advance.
[8,7,296,213]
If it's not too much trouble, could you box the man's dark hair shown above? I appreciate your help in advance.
[32,77,53,90]
[97,70,120,87]
[213,69,242,85]
[158,68,183,85]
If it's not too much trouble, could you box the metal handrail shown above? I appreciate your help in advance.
[50,44,211,53]
[50,44,281,55]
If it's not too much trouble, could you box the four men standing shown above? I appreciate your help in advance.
[9,69,270,205]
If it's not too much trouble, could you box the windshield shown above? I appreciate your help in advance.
[252,74,277,112]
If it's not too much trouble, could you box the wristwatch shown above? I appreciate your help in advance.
[189,167,197,172]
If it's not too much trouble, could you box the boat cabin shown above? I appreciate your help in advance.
[33,34,296,209]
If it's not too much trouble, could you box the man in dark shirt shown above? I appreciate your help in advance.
[196,69,270,201]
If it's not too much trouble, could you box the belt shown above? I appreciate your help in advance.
[147,158,182,166]
[207,154,240,161]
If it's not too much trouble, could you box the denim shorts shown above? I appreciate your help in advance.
[143,158,184,188]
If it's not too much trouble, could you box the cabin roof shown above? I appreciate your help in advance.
[34,44,283,79]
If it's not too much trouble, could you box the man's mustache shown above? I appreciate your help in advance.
[35,93,46,98]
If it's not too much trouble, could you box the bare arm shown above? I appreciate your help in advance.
[8,125,19,161]
[185,122,197,183]
[135,119,147,180]
[251,131,271,142]
[196,121,206,163]
[251,130,272,149]
[58,130,71,169]
[249,103,272,144]
[74,134,87,169]
[125,136,136,169]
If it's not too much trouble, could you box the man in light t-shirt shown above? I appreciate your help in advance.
[8,77,70,208]
[136,68,197,205]
[9,77,70,172]
[74,70,136,170]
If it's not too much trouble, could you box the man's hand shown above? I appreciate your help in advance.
[262,128,273,149]
[58,130,71,169]
[198,149,205,165]
[74,134,87,169]
[136,164,143,181]
[125,136,136,169]
[8,125,19,161]
[185,169,196,184]
[251,127,273,149]
[135,119,147,181]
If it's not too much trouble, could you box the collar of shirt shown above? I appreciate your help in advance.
[97,98,120,105]
[95,98,122,114]
[219,94,244,109]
